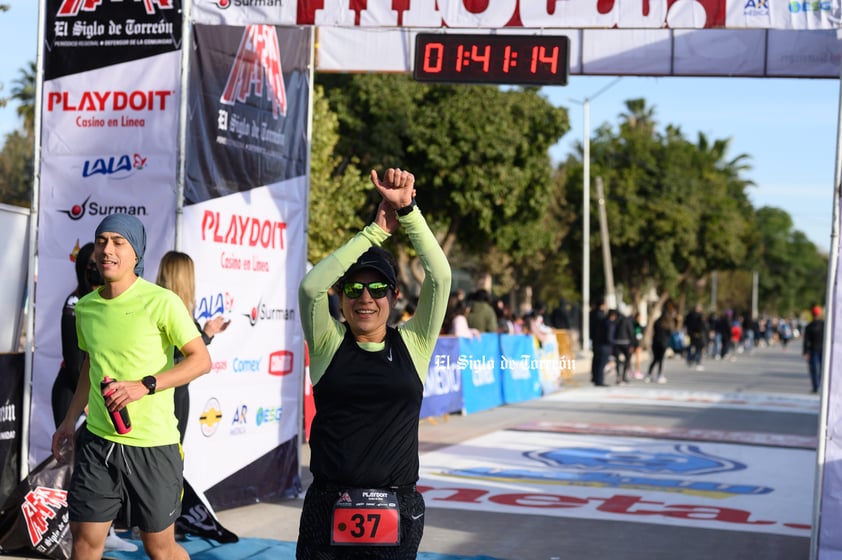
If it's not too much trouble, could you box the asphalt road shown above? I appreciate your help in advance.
[214,342,819,560]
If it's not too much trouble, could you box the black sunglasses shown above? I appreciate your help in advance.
[342,281,392,299]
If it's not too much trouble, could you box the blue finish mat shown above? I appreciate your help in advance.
[104,535,502,560]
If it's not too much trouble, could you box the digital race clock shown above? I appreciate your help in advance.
[413,33,570,86]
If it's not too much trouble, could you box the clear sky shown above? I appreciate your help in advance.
[1,2,838,252]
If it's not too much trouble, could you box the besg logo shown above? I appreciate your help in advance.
[59,195,148,221]
[82,153,147,179]
[788,0,831,11]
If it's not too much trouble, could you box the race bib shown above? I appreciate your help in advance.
[331,488,400,546]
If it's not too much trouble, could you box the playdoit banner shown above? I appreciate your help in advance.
[31,0,181,467]
[180,24,310,510]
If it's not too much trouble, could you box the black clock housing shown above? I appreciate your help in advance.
[413,33,570,86]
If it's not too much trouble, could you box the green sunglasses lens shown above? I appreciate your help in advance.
[343,281,391,298]
[343,283,364,298]
[367,282,390,298]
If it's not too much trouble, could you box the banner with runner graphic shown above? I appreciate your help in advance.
[180,24,310,509]
[31,0,182,466]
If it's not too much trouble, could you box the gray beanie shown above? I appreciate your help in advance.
[94,214,147,276]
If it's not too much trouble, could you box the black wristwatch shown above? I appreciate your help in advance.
[396,198,417,217]
[141,375,157,395]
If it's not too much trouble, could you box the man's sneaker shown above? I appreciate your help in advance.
[695,365,704,371]
[657,376,667,384]
[104,529,138,552]
[643,376,652,383]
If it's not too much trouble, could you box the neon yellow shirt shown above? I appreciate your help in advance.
[76,277,200,446]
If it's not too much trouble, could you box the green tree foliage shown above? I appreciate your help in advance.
[0,130,34,207]
[0,60,35,207]
[753,206,827,314]
[317,74,569,289]
[557,99,756,314]
[306,84,370,264]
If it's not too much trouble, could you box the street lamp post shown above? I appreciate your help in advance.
[570,77,622,354]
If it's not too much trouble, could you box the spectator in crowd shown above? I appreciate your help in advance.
[630,312,645,379]
[156,251,228,443]
[684,303,706,371]
[716,310,734,360]
[803,305,825,393]
[610,309,635,384]
[647,306,675,384]
[589,298,612,387]
[444,299,480,338]
[466,289,498,333]
[778,318,794,351]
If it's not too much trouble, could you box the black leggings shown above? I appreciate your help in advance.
[648,343,666,377]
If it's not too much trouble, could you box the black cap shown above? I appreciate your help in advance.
[343,246,397,287]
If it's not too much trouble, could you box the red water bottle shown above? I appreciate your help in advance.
[101,376,132,434]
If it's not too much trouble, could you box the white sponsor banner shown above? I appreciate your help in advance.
[0,204,29,353]
[180,177,307,492]
[316,27,842,78]
[40,52,181,156]
[30,152,177,464]
[192,0,842,30]
[419,430,814,536]
[31,49,180,466]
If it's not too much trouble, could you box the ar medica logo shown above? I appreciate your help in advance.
[743,0,769,15]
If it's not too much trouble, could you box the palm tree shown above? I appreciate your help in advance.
[11,61,35,137]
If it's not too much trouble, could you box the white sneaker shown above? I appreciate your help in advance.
[695,365,704,371]
[657,376,667,384]
[104,528,138,552]
[644,376,652,383]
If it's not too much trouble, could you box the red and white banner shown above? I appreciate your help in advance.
[191,0,842,30]
[315,27,841,78]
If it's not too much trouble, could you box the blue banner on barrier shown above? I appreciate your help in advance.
[459,334,503,414]
[421,337,463,418]
[499,334,542,404]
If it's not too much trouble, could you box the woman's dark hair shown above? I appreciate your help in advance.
[75,242,97,296]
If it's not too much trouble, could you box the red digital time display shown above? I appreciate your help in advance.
[413,34,570,86]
